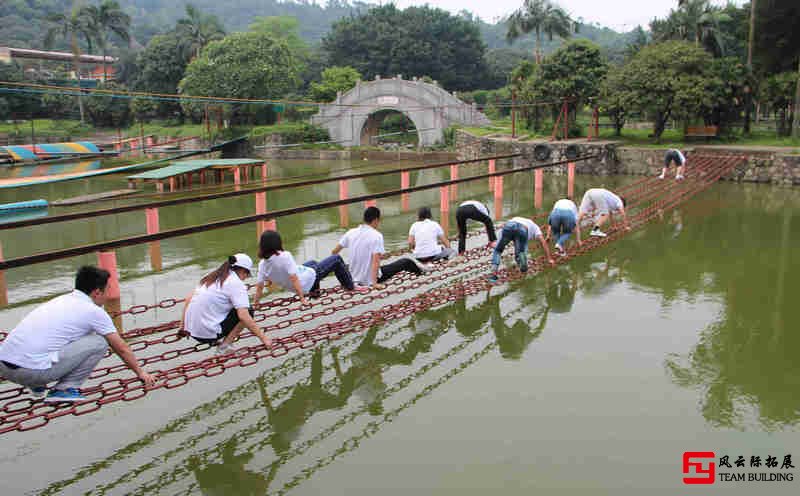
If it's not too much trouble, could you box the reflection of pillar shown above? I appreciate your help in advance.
[439,185,449,213]
[339,180,349,227]
[534,169,543,209]
[450,164,458,200]
[401,171,410,211]
[146,208,162,272]
[365,199,377,208]
[256,192,268,239]
[567,162,575,199]
[0,241,7,307]
[489,159,496,191]
[494,176,504,219]
[97,251,122,330]
[441,214,450,239]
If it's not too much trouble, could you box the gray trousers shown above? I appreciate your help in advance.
[0,334,108,390]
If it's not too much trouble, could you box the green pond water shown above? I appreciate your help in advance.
[0,157,798,495]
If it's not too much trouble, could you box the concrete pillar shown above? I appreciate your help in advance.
[534,169,543,209]
[339,179,349,227]
[156,181,164,193]
[489,159,496,191]
[494,176,504,219]
[169,177,176,192]
[568,162,575,199]
[243,166,250,183]
[401,171,410,212]
[97,250,122,329]
[261,162,268,182]
[256,192,270,239]
[450,164,458,200]
[0,241,7,307]
[365,199,377,208]
[146,208,162,272]
[234,167,241,187]
[439,185,449,213]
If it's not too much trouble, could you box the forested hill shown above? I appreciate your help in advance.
[1,0,631,56]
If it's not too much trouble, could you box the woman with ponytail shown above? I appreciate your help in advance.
[254,230,368,305]
[181,253,272,355]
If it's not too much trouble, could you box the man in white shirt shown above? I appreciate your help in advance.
[408,206,455,263]
[660,149,687,180]
[577,188,630,238]
[489,216,554,282]
[333,206,430,287]
[546,198,581,254]
[0,266,156,402]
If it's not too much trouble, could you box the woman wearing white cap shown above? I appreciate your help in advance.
[181,253,272,355]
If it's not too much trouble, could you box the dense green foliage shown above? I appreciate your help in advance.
[309,66,362,102]
[322,5,488,92]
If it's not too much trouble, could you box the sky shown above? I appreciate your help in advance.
[386,0,746,32]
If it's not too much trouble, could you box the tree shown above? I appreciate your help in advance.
[760,72,797,136]
[323,5,489,92]
[44,3,91,123]
[518,40,607,132]
[249,16,308,55]
[130,33,188,118]
[85,81,132,127]
[615,41,717,139]
[651,0,731,57]
[505,0,575,63]
[179,32,301,124]
[481,48,533,89]
[309,66,362,102]
[176,3,225,61]
[598,71,627,136]
[80,0,131,82]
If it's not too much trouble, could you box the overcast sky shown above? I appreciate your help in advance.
[385,0,746,32]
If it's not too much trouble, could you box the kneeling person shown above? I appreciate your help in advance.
[577,188,629,237]
[660,149,687,180]
[409,207,454,263]
[547,198,580,254]
[0,266,156,402]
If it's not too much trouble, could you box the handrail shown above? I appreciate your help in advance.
[0,155,594,270]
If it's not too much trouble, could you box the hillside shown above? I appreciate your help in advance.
[1,1,634,68]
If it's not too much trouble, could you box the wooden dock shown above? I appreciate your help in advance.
[126,158,267,192]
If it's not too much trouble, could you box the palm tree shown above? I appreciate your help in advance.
[44,3,92,123]
[81,0,131,82]
[656,0,730,57]
[506,0,575,63]
[176,4,225,61]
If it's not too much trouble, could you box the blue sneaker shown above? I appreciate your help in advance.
[487,273,500,283]
[28,386,47,398]
[44,388,87,403]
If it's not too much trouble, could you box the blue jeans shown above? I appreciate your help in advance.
[303,255,355,292]
[492,221,529,269]
[548,209,577,246]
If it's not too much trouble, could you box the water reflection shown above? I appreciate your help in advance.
[191,438,270,496]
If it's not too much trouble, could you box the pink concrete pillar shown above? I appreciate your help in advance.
[243,166,250,183]
[234,167,241,186]
[401,171,410,211]
[568,162,575,199]
[169,177,176,192]
[489,159,496,191]
[534,169,543,209]
[365,199,377,208]
[256,192,269,238]
[440,185,450,213]
[97,251,121,299]
[145,208,162,272]
[261,162,268,182]
[494,175,504,219]
[339,179,350,227]
[450,164,458,200]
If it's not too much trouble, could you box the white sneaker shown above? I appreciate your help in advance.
[410,257,434,273]
[658,173,665,179]
[675,174,685,181]
[215,342,237,356]
[590,228,607,238]
[555,243,566,255]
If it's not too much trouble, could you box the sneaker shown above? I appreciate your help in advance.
[675,174,685,181]
[28,386,47,398]
[410,257,433,273]
[487,273,500,283]
[658,173,665,179]
[44,388,86,403]
[590,228,607,238]
[215,342,237,356]
[555,243,566,256]
[516,252,528,272]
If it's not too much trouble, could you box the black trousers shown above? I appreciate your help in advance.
[192,307,255,345]
[378,258,422,283]
[456,204,496,254]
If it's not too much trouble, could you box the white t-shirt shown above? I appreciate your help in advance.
[257,252,316,295]
[459,200,490,218]
[580,188,624,215]
[409,219,445,258]
[339,224,385,285]
[510,217,543,241]
[185,271,250,340]
[670,149,686,164]
[0,290,116,370]
[552,199,578,216]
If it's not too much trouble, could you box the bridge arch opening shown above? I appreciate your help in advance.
[359,109,419,148]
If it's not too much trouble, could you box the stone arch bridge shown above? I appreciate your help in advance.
[311,76,491,147]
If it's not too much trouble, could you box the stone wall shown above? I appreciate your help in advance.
[455,130,800,186]
[254,145,456,163]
